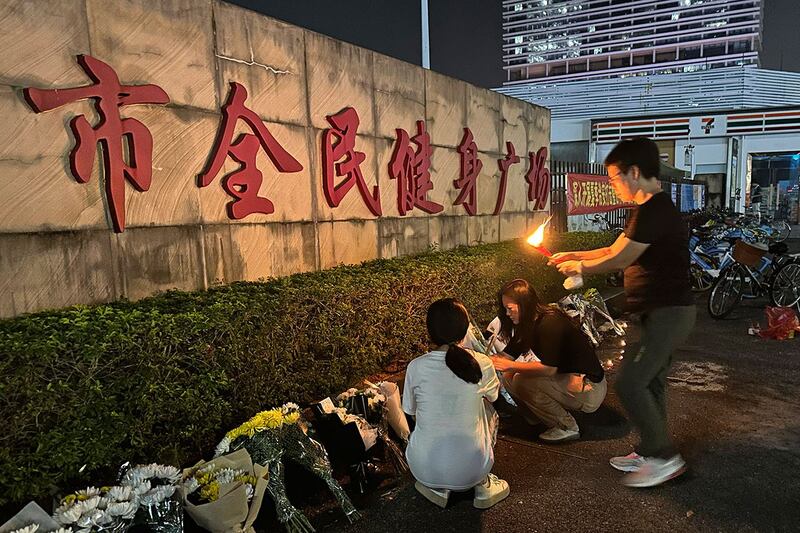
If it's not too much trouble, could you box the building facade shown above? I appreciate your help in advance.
[503,0,762,84]
[498,0,800,226]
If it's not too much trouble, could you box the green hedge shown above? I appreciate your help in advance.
[0,231,615,506]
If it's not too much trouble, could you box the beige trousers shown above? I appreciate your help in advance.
[506,373,607,431]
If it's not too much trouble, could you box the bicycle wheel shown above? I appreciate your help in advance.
[708,265,745,319]
[690,252,716,292]
[769,261,800,310]
[772,221,792,242]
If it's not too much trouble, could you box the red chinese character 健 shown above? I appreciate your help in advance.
[23,55,170,233]
[388,121,442,215]
[321,107,382,216]
[454,128,482,216]
[493,141,521,215]
[199,82,303,219]
[526,146,550,210]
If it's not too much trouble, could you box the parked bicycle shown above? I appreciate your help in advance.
[707,239,792,319]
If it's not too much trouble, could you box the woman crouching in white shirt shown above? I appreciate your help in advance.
[402,298,510,509]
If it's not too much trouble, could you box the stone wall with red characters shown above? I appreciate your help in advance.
[0,0,550,318]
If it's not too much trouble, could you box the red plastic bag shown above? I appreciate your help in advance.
[757,306,800,340]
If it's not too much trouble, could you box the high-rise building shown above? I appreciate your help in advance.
[503,0,762,84]
[496,0,800,224]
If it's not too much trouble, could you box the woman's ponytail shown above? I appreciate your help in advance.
[445,343,482,384]
[427,298,483,384]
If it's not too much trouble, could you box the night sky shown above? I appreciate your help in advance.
[226,0,798,89]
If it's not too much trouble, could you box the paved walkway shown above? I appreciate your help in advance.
[320,293,800,533]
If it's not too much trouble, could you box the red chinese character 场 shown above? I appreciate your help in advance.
[23,55,170,233]
[454,128,482,216]
[493,141,521,215]
[321,107,381,216]
[526,146,551,210]
[199,82,303,220]
[388,121,442,216]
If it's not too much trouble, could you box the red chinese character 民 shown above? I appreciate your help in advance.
[23,55,170,233]
[388,121,443,216]
[525,146,551,210]
[321,107,382,216]
[493,141,521,215]
[454,128,483,216]
[199,82,303,220]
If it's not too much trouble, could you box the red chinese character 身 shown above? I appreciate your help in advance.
[321,107,381,216]
[525,146,551,210]
[23,55,170,233]
[493,141,521,215]
[454,128,482,216]
[199,82,303,220]
[388,121,442,216]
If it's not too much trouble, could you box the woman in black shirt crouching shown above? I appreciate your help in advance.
[489,279,606,443]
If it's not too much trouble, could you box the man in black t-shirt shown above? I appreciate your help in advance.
[550,138,696,488]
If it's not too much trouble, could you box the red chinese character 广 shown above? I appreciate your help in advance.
[454,128,482,216]
[198,82,303,219]
[23,55,170,232]
[493,141,521,215]
[321,107,382,216]
[388,121,442,215]
[525,146,550,210]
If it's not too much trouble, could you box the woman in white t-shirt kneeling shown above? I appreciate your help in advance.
[402,298,510,509]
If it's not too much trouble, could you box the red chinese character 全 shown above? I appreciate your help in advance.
[199,82,303,219]
[454,128,483,216]
[23,55,170,233]
[388,121,443,216]
[525,146,551,210]
[321,107,381,216]
[493,141,521,215]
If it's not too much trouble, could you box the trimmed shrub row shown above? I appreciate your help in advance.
[0,231,616,506]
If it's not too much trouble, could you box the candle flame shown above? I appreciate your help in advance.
[526,216,551,247]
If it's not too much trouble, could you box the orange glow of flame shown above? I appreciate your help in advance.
[526,216,552,251]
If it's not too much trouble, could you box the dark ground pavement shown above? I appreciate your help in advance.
[313,265,800,532]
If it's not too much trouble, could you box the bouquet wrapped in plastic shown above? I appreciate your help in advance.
[559,289,626,347]
[0,502,65,533]
[214,403,360,533]
[51,486,138,533]
[180,448,268,533]
[118,463,182,533]
[463,319,518,407]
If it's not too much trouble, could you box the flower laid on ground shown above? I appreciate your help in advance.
[118,462,183,532]
[214,402,302,457]
[52,485,137,532]
[214,403,361,533]
[182,464,257,505]
[179,449,268,533]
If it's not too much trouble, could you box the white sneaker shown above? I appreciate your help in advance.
[621,455,687,488]
[609,452,647,472]
[473,473,510,509]
[539,426,580,443]
[414,481,450,508]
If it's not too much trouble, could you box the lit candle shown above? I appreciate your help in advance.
[526,216,553,257]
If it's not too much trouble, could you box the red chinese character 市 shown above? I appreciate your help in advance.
[525,146,551,210]
[493,141,521,215]
[23,55,170,233]
[388,121,443,216]
[454,128,482,216]
[321,107,382,216]
[199,82,303,220]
